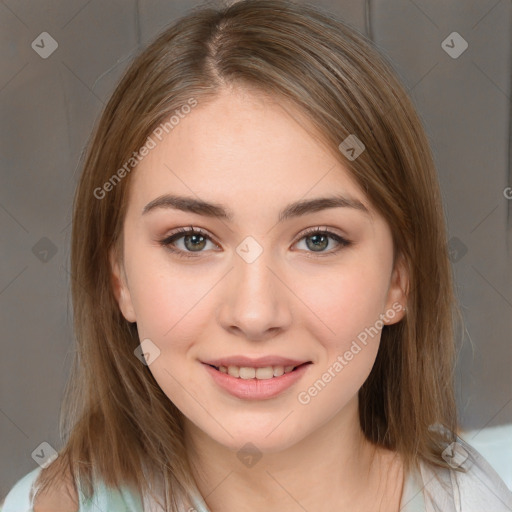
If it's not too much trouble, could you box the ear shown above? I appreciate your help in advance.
[109,247,137,323]
[382,252,409,325]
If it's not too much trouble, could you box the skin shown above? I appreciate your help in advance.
[110,85,409,512]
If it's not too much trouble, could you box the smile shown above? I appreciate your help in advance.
[202,362,312,400]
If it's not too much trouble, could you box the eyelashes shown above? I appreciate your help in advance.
[158,226,352,260]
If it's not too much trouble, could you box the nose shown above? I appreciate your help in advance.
[217,247,292,341]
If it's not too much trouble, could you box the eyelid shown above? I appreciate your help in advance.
[296,225,348,240]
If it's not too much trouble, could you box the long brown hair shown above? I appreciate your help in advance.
[33,0,462,508]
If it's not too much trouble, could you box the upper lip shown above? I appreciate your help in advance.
[201,356,311,368]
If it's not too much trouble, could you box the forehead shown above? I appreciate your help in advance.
[127,87,371,217]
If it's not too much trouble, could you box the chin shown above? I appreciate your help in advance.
[209,422,306,455]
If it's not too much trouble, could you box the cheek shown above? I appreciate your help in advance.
[294,267,385,415]
[125,242,215,341]
[126,256,212,411]
[296,257,389,352]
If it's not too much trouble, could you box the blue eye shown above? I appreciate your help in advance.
[295,226,352,256]
[159,226,352,259]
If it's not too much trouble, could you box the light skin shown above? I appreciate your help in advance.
[110,85,409,512]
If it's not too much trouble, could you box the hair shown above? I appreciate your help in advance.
[32,0,463,509]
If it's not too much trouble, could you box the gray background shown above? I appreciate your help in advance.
[1,0,511,498]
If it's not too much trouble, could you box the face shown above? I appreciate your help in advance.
[110,86,408,454]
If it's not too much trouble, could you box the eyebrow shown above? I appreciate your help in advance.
[142,193,370,222]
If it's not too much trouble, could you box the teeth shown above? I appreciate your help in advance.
[216,364,300,379]
[273,366,285,377]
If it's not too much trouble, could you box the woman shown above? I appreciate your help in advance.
[2,1,512,511]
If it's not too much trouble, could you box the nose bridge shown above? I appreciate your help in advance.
[219,235,290,337]
[237,249,274,295]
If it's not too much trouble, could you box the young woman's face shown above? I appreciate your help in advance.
[110,86,407,454]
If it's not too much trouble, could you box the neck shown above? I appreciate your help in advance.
[182,396,404,512]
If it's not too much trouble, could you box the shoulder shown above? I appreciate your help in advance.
[2,465,145,512]
[1,467,42,512]
[32,473,79,512]
[1,466,78,512]
[419,435,512,511]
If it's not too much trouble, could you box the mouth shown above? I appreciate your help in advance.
[202,360,313,400]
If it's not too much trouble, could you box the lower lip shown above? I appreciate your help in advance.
[202,363,311,400]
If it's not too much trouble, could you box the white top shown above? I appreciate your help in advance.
[2,435,512,511]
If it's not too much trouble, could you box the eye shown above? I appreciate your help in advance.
[294,226,352,257]
[158,226,352,259]
[158,226,219,259]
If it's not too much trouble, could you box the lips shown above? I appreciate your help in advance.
[202,359,312,400]
[201,355,311,368]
